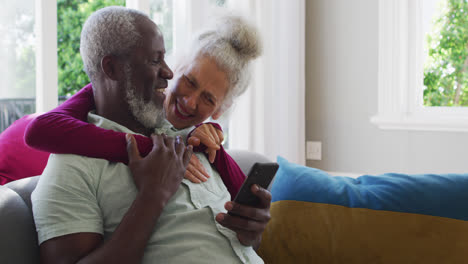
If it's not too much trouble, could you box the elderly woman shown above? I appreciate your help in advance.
[25,14,261,200]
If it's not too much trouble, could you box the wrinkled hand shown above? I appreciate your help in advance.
[185,154,210,183]
[126,133,192,203]
[215,185,272,250]
[187,123,224,163]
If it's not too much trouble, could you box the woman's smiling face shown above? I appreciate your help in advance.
[164,55,229,129]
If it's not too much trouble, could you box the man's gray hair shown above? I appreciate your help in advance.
[80,6,149,82]
[176,12,263,113]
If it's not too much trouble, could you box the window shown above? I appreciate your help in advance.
[371,0,468,132]
[1,0,125,132]
[0,0,229,132]
[0,0,36,131]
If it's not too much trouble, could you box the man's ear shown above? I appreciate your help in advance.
[101,55,121,81]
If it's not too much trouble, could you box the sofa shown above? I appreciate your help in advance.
[0,149,271,264]
[2,149,468,264]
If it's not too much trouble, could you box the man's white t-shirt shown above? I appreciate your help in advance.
[32,112,263,263]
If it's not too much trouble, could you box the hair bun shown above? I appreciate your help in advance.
[215,14,262,60]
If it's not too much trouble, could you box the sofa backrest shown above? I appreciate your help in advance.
[0,176,40,264]
[226,149,272,175]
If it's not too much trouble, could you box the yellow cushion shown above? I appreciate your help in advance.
[259,200,468,263]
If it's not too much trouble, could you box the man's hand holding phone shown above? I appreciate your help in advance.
[215,162,278,250]
[215,185,272,250]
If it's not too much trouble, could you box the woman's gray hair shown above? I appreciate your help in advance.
[176,12,263,113]
[80,6,149,82]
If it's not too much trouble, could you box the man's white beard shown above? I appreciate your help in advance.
[124,65,165,129]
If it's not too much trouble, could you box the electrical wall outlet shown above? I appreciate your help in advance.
[306,141,322,160]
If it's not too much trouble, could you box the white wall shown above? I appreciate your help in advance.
[306,0,468,175]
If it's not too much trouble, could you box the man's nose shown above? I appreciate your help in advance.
[160,62,173,80]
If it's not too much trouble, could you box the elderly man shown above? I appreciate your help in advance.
[32,6,268,264]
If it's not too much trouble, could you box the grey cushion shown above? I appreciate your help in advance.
[0,184,39,264]
[227,149,272,175]
[5,176,40,211]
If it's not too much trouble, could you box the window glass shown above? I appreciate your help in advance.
[0,1,36,132]
[423,0,468,107]
[149,0,227,58]
[57,0,125,98]
[150,0,173,56]
[210,0,227,7]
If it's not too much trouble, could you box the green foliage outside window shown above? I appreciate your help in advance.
[424,0,468,106]
[57,0,125,97]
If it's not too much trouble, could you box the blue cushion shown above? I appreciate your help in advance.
[272,156,468,221]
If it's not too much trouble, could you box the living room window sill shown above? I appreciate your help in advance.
[370,113,468,132]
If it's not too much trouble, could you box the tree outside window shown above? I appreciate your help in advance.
[424,0,468,107]
[57,0,125,97]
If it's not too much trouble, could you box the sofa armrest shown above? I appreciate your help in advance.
[5,176,40,211]
[0,185,39,264]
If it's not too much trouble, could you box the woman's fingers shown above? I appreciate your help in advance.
[207,124,220,145]
[184,155,209,182]
[193,130,220,150]
[187,136,201,147]
[185,170,201,183]
[207,148,217,163]
[216,128,224,143]
[126,134,141,163]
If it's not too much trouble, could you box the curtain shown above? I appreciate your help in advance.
[227,0,306,165]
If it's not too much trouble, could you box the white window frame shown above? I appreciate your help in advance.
[370,0,468,132]
[35,0,58,112]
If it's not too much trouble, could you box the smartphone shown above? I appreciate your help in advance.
[231,162,279,208]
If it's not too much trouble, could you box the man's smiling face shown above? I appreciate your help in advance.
[123,18,173,129]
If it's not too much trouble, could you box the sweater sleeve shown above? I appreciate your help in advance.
[189,123,246,199]
[24,83,152,164]
[211,145,246,199]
